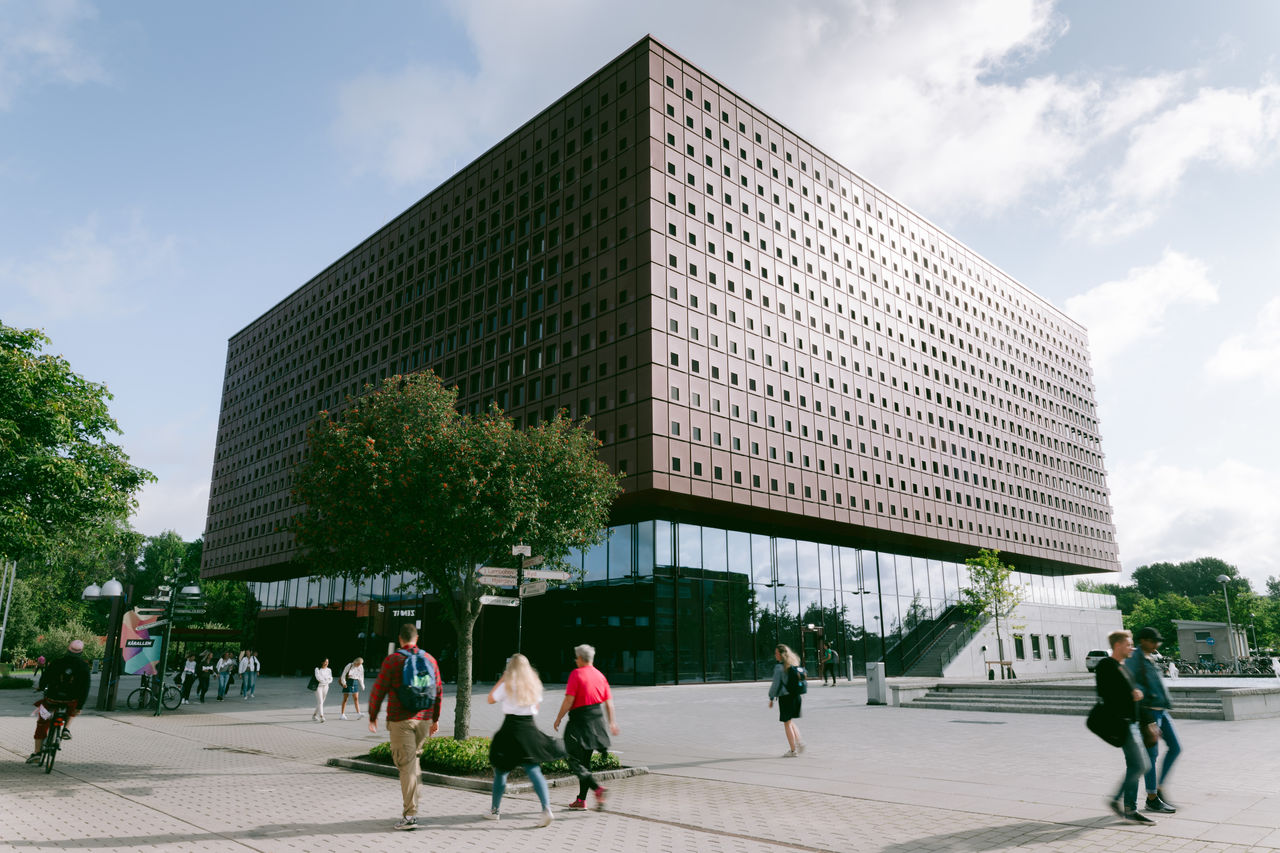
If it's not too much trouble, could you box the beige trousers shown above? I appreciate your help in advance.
[388,718,429,817]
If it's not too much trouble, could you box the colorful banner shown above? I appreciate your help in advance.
[120,608,162,676]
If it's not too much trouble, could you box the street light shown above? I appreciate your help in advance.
[82,578,129,710]
[1216,574,1239,674]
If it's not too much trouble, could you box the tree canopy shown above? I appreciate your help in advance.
[961,549,1023,675]
[0,323,154,563]
[291,372,621,737]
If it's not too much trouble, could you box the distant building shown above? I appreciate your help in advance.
[1173,620,1250,663]
[201,36,1122,681]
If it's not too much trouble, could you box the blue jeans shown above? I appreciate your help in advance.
[1114,723,1149,810]
[1144,710,1181,795]
[241,671,257,697]
[492,764,549,812]
[217,672,230,699]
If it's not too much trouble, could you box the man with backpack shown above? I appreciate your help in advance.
[27,639,91,763]
[368,624,443,831]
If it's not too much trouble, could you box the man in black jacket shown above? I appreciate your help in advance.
[27,640,91,763]
[1094,629,1154,825]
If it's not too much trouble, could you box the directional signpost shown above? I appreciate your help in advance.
[479,594,520,607]
[519,580,547,598]
[523,569,572,581]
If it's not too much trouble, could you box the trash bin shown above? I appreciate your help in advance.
[866,662,887,705]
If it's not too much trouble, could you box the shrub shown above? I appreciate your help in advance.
[363,736,620,776]
[0,674,34,690]
[34,621,104,662]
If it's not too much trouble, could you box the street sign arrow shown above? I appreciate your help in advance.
[477,566,518,578]
[521,555,544,569]
[478,577,517,588]
[523,569,572,581]
[512,544,532,557]
[519,581,548,598]
[137,619,168,631]
[479,595,520,607]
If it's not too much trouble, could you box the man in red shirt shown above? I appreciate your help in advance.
[553,643,620,810]
[368,624,443,831]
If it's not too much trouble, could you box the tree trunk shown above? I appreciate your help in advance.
[452,607,478,739]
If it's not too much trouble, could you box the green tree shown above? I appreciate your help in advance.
[961,549,1023,675]
[0,324,154,563]
[1124,592,1200,656]
[292,373,621,738]
[1132,557,1249,600]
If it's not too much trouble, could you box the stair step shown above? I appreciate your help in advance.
[905,698,1224,720]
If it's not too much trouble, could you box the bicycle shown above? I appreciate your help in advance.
[38,701,72,774]
[126,677,182,712]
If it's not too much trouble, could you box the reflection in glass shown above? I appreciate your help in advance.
[677,523,702,572]
[608,524,633,582]
[636,521,655,578]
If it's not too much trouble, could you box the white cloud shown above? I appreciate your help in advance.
[1064,250,1217,374]
[1110,455,1280,587]
[1075,81,1280,241]
[126,411,216,541]
[1206,296,1280,392]
[332,0,1191,217]
[0,0,103,110]
[0,214,178,320]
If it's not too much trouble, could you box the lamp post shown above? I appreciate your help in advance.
[1216,574,1239,674]
[82,578,128,711]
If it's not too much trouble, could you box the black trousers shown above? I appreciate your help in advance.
[566,738,600,800]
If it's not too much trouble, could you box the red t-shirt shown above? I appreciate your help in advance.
[565,664,611,708]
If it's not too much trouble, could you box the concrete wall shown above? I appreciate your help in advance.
[942,602,1122,679]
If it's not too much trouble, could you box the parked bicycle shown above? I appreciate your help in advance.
[126,674,182,711]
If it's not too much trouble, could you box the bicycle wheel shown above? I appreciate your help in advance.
[126,687,150,711]
[162,685,182,710]
[43,727,60,774]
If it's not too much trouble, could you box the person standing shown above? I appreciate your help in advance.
[484,653,559,826]
[822,641,839,686]
[179,653,198,704]
[27,640,91,762]
[312,658,334,722]
[240,649,260,699]
[768,644,805,756]
[1127,627,1181,814]
[215,652,236,700]
[552,643,619,811]
[196,651,215,703]
[32,655,46,690]
[339,657,365,720]
[1096,629,1154,825]
[368,624,443,831]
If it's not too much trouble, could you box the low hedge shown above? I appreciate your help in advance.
[367,736,621,777]
[0,675,34,690]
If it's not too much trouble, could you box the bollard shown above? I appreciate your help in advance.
[866,662,887,705]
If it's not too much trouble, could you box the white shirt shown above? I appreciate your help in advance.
[492,681,538,716]
[341,663,364,686]
[216,657,236,674]
[182,659,197,675]
[314,666,333,686]
[239,655,259,673]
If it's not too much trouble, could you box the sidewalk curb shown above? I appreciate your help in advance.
[326,756,649,793]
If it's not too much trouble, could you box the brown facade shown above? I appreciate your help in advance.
[202,36,1119,583]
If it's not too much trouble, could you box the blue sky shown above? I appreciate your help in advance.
[3,1,1278,589]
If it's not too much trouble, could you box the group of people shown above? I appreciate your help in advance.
[366,625,619,831]
[1093,626,1182,824]
[176,649,261,703]
[310,657,365,721]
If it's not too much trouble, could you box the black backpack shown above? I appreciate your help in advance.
[786,665,808,696]
[45,659,80,700]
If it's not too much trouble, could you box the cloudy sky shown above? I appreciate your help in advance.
[2,1,1278,589]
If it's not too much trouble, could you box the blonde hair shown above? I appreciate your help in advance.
[775,644,800,668]
[1108,629,1132,649]
[502,653,543,708]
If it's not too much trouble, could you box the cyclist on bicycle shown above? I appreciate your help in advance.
[27,639,90,764]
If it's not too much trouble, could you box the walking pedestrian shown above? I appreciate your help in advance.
[311,658,333,721]
[1096,629,1155,825]
[1127,627,1181,814]
[768,643,805,756]
[368,624,443,831]
[552,643,619,811]
[32,655,45,690]
[239,649,260,699]
[196,650,214,702]
[484,653,559,826]
[339,657,365,719]
[215,652,236,700]
[179,653,198,704]
[821,640,839,686]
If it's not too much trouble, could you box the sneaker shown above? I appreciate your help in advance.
[1146,795,1176,814]
[593,786,608,811]
[394,817,418,831]
[1124,810,1156,824]
[782,749,797,758]
[483,807,500,821]
[25,753,41,764]
[1106,798,1125,819]
[182,699,189,705]
[537,809,553,827]
[340,714,349,720]
[568,798,587,810]
[795,741,806,754]
[60,729,71,741]
[1156,789,1178,810]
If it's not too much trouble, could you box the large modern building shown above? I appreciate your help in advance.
[202,36,1121,683]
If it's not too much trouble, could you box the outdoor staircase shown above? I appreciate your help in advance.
[903,681,1227,720]
[901,621,969,678]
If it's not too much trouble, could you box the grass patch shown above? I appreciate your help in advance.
[365,736,621,778]
[0,675,34,690]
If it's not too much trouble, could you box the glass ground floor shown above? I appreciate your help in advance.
[247,520,1116,684]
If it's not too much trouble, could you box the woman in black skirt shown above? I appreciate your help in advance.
[768,644,805,757]
[485,654,561,826]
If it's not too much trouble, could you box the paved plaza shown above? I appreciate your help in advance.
[3,673,1280,852]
